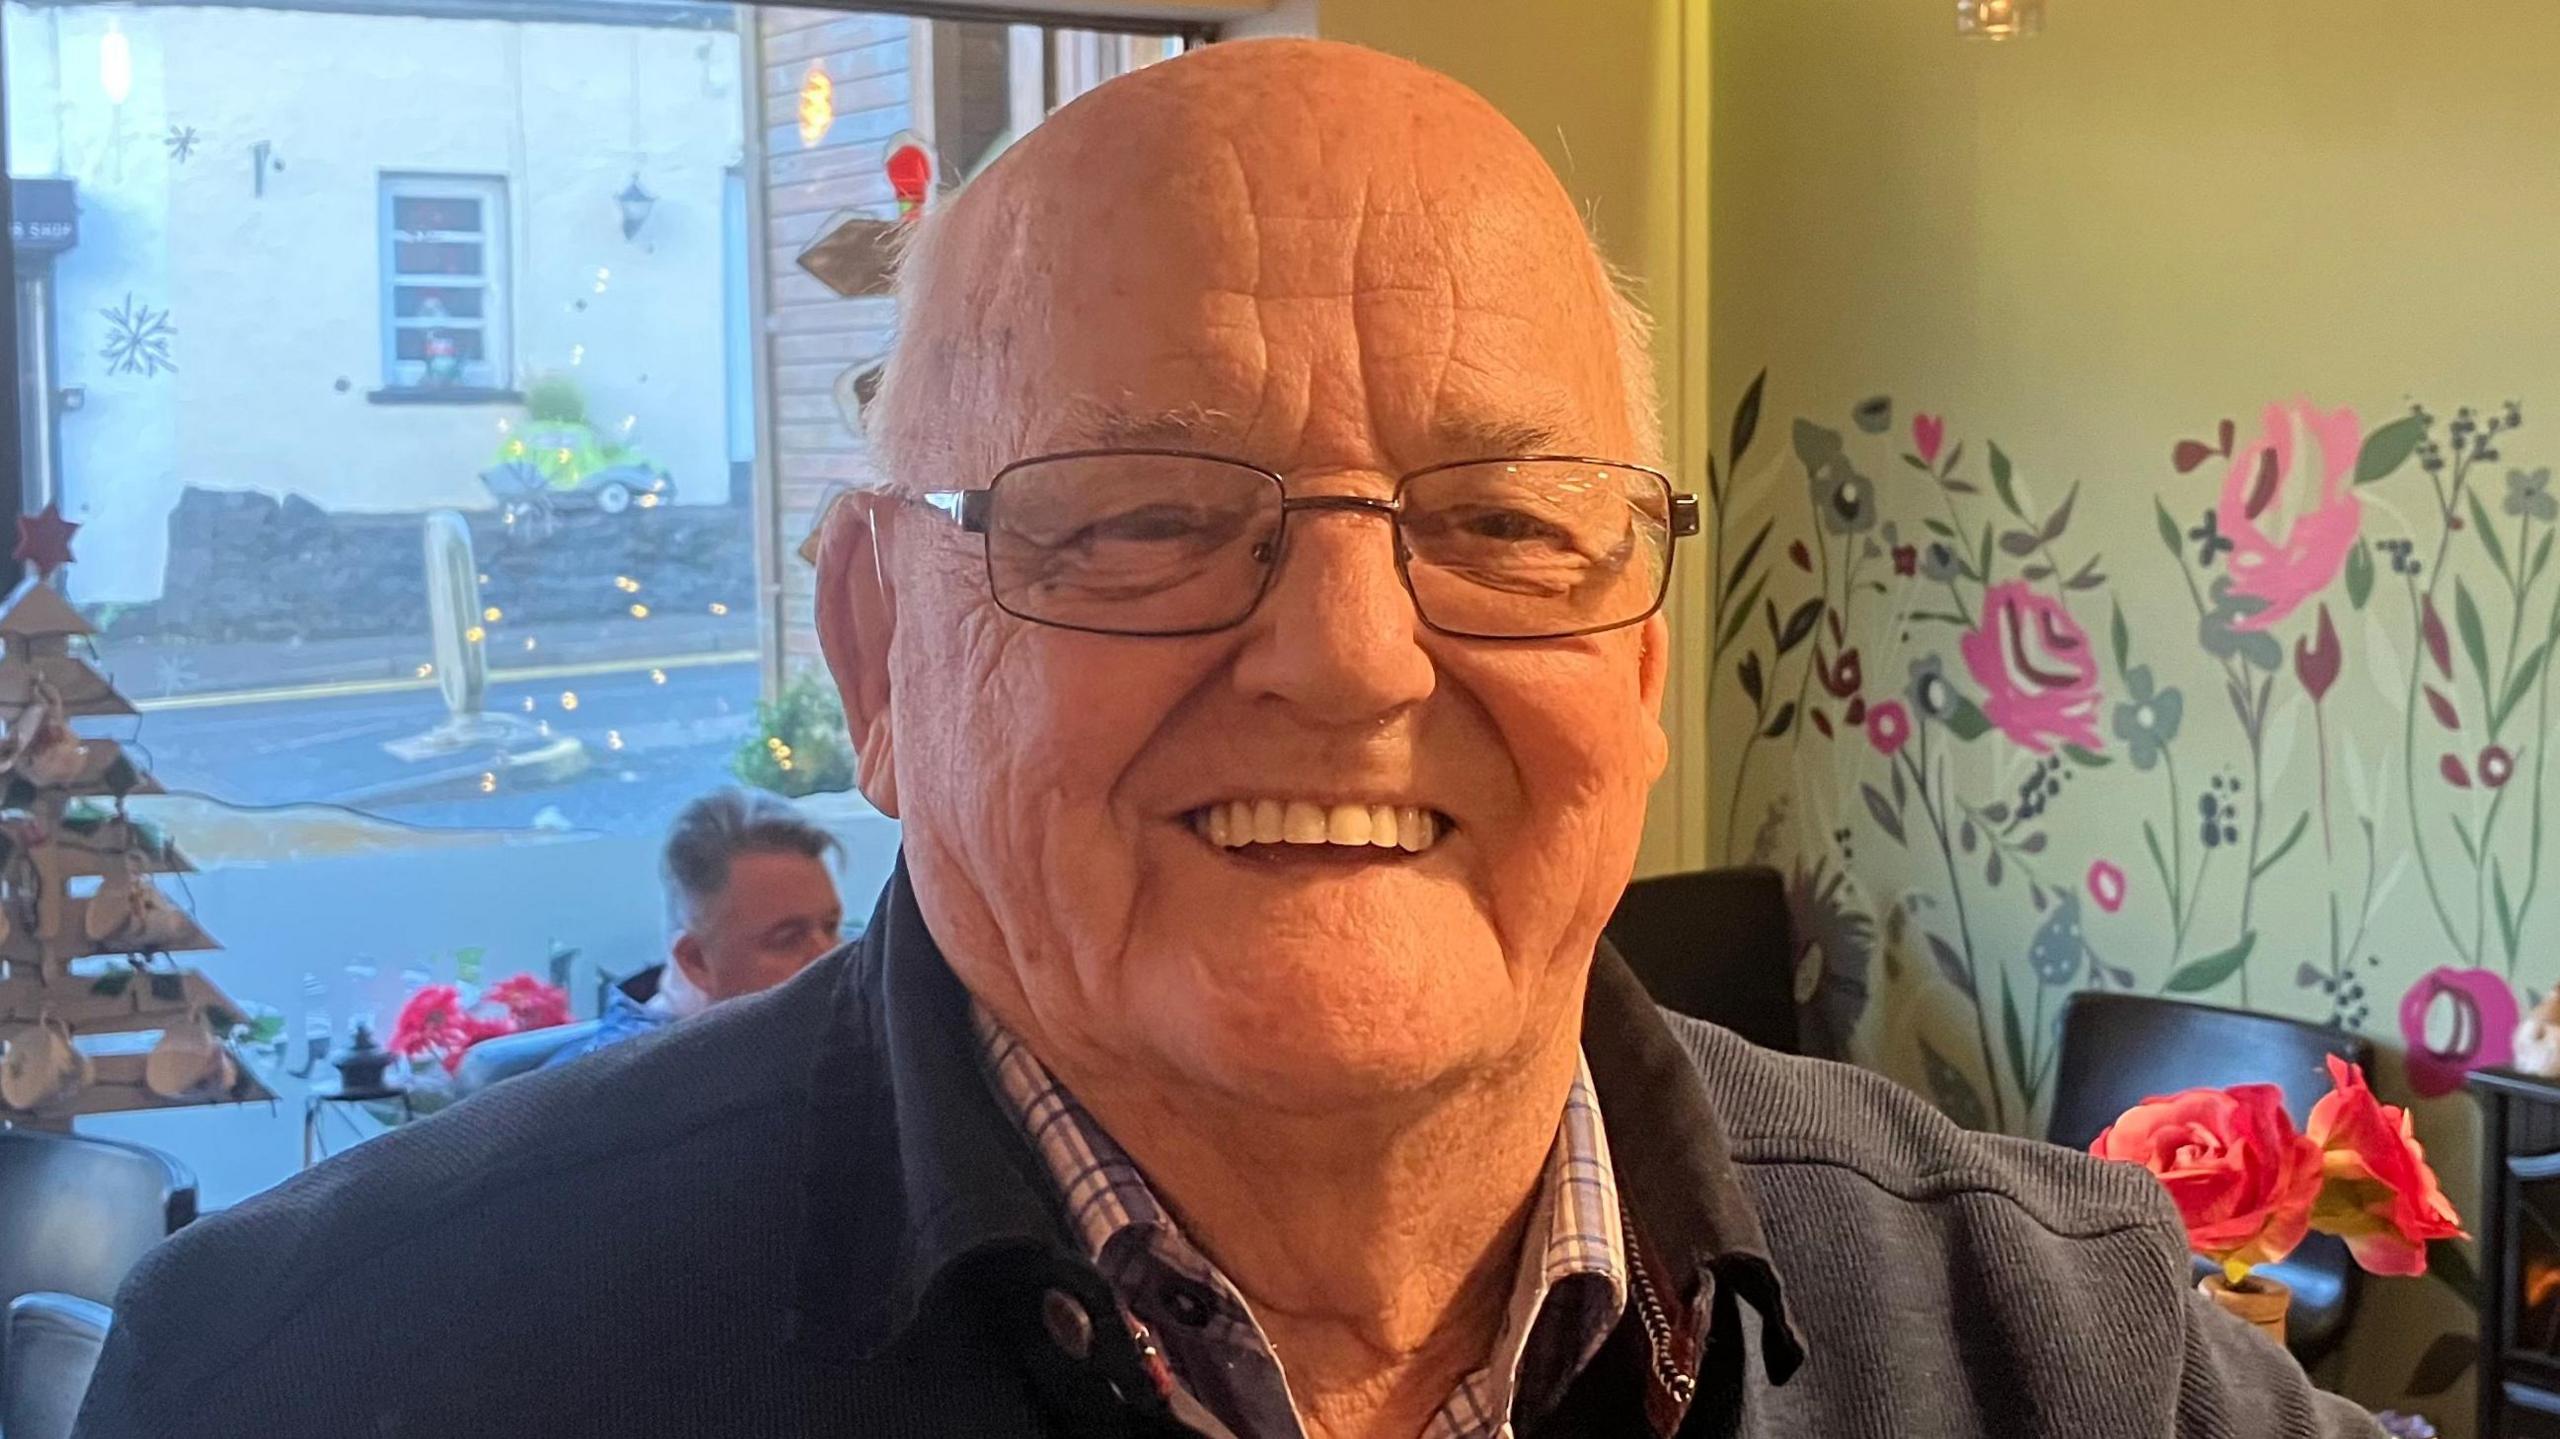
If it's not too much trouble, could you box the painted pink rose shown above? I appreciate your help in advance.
[2219,399,2365,632]
[2087,860,2127,914]
[2397,966,2519,1098]
[1865,700,1912,758]
[1959,581,2103,754]
[1914,413,1946,467]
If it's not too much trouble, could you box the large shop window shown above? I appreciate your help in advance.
[0,0,1191,1204]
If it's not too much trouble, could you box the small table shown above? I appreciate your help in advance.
[302,1083,411,1168]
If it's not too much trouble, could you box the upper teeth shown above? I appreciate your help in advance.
[1197,800,1441,853]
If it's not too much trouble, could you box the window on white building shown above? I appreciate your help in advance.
[381,174,511,393]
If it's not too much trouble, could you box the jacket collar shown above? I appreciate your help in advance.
[790,859,1800,1388]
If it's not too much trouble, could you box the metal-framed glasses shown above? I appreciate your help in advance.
[923,449,1698,640]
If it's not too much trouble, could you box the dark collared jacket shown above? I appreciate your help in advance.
[77,865,2378,1438]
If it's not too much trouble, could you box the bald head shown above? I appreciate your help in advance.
[866,39,1657,490]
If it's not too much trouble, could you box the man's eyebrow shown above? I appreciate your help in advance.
[1053,402,1239,451]
[1428,413,1576,459]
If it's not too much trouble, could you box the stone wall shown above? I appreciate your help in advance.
[145,487,753,642]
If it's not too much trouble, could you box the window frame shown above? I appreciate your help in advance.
[377,172,513,395]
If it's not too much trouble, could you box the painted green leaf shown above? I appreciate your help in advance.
[2143,822,2176,908]
[1777,598,1823,655]
[1990,442,2021,517]
[2535,531,2557,589]
[2354,413,2427,485]
[1922,518,1959,541]
[2163,933,2257,994]
[2000,972,2031,1108]
[1978,524,1997,588]
[1944,695,1993,741]
[2495,642,2548,734]
[2457,579,2494,685]
[1941,441,1966,479]
[1722,519,1773,602]
[2063,745,2112,769]
[1861,783,1907,845]
[2249,812,2310,881]
[2469,490,2513,580]
[2497,865,2522,963]
[1911,610,1971,626]
[2040,483,2079,544]
[1731,369,1767,466]
[1998,529,2042,558]
[2344,540,2375,610]
[1792,418,1842,473]
[1719,573,1767,652]
[2452,814,2481,865]
[2154,499,2184,560]
[1928,932,1976,1000]
[1919,1036,1991,1131]
[1762,701,1798,739]
[2110,603,2131,674]
[1853,395,1893,435]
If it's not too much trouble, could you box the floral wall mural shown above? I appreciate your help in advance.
[1710,372,2559,1414]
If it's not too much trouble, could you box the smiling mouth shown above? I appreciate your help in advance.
[1185,799,1453,855]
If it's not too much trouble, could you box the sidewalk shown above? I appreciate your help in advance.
[96,611,759,706]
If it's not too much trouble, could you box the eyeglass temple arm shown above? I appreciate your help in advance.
[921,490,992,533]
[1671,494,1700,538]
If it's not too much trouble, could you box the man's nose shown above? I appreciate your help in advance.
[1228,502,1436,723]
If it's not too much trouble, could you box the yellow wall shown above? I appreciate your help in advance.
[1280,0,1715,876]
[1712,2,2560,1428]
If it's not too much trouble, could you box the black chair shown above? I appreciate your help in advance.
[0,1130,193,1311]
[1604,867,1800,1055]
[2046,992,2374,1368]
[2,1292,109,1439]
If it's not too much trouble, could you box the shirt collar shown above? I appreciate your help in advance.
[973,1003,1631,1435]
[789,858,1799,1392]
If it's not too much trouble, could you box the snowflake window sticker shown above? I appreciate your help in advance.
[164,125,200,163]
[100,294,176,377]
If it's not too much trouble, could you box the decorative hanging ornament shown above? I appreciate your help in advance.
[85,850,188,952]
[6,679,86,789]
[882,133,936,222]
[14,505,79,580]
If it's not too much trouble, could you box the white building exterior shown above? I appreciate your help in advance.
[5,0,749,602]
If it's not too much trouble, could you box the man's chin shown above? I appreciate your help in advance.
[1132,929,1530,1112]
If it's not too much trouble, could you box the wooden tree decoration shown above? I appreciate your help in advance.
[0,576,271,1127]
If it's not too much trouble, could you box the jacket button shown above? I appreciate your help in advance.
[1041,1287,1094,1361]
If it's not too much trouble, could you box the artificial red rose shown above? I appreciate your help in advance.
[2304,1055,2467,1276]
[2090,1083,2323,1282]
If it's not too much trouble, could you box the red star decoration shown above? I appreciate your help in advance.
[14,505,78,580]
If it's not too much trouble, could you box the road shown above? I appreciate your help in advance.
[121,657,766,836]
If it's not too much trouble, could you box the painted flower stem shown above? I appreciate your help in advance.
[1902,734,2011,1132]
[2398,568,2475,966]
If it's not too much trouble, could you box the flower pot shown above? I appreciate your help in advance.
[2198,1272,2290,1348]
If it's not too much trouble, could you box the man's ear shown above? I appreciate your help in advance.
[1637,612,1671,783]
[670,930,714,998]
[814,490,901,817]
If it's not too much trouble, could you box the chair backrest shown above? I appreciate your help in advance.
[1604,867,1800,1055]
[2046,991,2375,1367]
[2,1292,110,1439]
[0,1130,193,1310]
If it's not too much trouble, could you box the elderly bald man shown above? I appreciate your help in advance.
[80,40,2377,1439]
